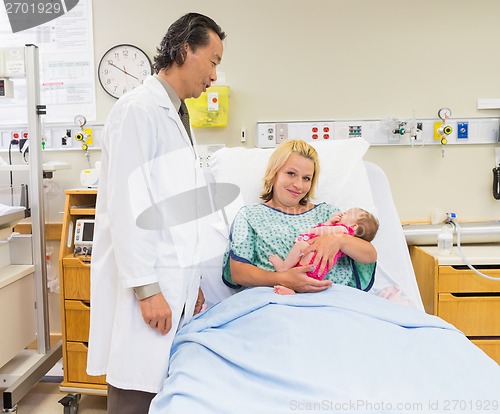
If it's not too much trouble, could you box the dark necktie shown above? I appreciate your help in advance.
[178,101,193,144]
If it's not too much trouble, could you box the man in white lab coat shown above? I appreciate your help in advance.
[86,13,226,414]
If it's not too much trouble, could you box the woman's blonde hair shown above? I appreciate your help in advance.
[260,139,320,206]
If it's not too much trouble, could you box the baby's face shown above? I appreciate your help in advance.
[339,208,364,227]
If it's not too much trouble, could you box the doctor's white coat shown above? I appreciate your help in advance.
[87,76,205,393]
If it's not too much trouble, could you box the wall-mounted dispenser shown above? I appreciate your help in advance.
[186,85,229,128]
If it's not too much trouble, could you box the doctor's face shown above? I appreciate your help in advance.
[181,30,223,99]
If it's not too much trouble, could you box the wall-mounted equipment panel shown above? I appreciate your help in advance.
[256,118,500,148]
[0,123,104,151]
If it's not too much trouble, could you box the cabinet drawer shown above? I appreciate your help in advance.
[438,293,500,336]
[66,342,106,384]
[439,266,500,293]
[65,300,90,342]
[471,339,500,365]
[63,257,90,300]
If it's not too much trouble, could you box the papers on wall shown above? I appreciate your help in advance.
[0,0,96,125]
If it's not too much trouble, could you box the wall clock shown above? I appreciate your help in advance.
[98,44,153,99]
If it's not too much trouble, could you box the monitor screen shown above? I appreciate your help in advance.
[82,221,94,242]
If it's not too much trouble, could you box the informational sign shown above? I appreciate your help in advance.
[0,0,96,125]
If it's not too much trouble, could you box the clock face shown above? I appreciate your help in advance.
[98,44,153,99]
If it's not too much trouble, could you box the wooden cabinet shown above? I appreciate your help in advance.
[410,245,500,364]
[58,189,107,395]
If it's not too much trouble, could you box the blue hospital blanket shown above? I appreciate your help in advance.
[149,286,500,414]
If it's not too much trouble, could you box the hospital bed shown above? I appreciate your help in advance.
[149,139,500,414]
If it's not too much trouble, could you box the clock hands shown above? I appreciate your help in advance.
[99,45,152,98]
[108,62,140,81]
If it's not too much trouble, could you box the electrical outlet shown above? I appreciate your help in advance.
[256,123,276,148]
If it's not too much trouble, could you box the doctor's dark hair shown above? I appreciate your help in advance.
[260,140,320,206]
[153,13,226,72]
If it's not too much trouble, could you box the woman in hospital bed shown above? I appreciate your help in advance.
[222,139,377,293]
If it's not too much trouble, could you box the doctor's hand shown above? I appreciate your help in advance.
[281,266,332,293]
[139,293,172,335]
[193,288,205,316]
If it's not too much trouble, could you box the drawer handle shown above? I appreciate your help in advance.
[451,292,500,298]
[76,257,91,267]
[452,265,500,270]
[440,293,500,302]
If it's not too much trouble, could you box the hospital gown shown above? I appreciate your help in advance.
[222,203,375,291]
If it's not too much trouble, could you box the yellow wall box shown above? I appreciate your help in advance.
[186,86,229,128]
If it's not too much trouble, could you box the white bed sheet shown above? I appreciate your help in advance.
[364,161,424,310]
[150,286,500,414]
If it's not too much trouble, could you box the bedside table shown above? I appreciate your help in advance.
[409,244,500,364]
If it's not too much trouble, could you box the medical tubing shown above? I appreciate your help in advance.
[451,220,500,281]
[8,141,16,207]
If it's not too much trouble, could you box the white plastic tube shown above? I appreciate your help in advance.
[452,221,500,281]
[403,221,500,245]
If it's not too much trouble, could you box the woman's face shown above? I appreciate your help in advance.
[271,153,314,210]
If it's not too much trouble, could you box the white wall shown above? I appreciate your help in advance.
[87,0,500,222]
[6,0,500,222]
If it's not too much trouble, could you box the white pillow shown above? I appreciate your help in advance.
[209,146,272,205]
[200,138,376,305]
[309,139,375,214]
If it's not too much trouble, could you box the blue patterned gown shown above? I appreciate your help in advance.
[222,203,375,291]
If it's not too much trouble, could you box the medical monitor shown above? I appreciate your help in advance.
[74,218,95,248]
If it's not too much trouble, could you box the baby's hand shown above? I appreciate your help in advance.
[325,212,343,225]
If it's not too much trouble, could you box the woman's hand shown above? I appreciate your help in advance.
[280,266,332,293]
[231,259,331,293]
[301,233,343,277]
[302,233,377,277]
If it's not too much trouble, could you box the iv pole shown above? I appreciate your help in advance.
[2,44,62,413]
[26,43,49,354]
